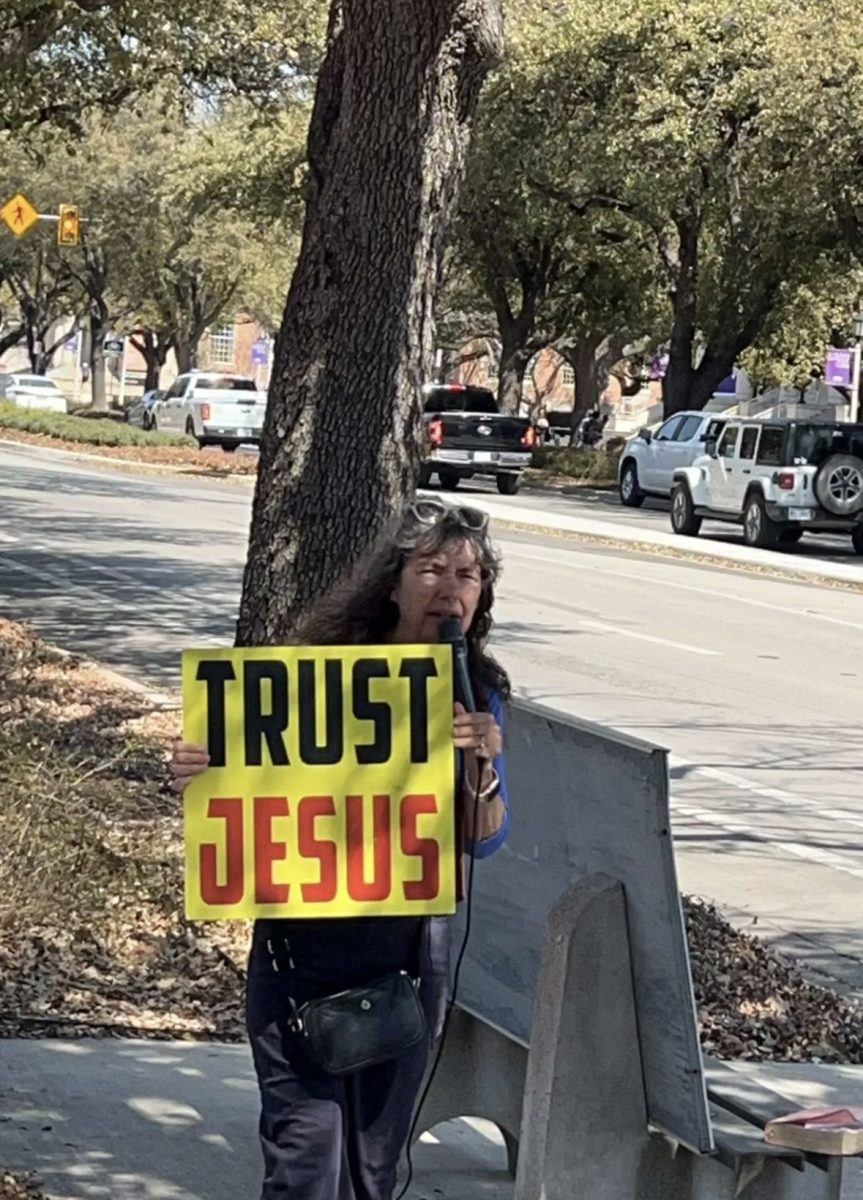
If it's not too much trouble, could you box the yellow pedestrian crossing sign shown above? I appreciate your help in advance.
[1,193,39,238]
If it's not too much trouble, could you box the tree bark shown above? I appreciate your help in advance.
[238,0,504,645]
[563,330,627,436]
[497,341,532,414]
[131,328,172,390]
[661,212,699,417]
[89,306,108,412]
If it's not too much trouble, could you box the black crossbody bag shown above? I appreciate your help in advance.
[289,970,427,1076]
[268,938,427,1077]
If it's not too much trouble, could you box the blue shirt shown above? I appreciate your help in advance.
[465,688,510,860]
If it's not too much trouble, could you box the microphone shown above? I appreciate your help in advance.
[438,616,477,713]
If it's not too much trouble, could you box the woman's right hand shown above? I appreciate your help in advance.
[169,740,210,794]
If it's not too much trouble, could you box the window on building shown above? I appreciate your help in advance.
[209,324,235,366]
[562,363,575,386]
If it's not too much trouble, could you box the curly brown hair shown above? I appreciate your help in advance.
[299,503,511,704]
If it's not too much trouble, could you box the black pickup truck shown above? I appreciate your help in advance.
[418,383,536,495]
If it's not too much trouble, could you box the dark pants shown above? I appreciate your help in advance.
[246,917,452,1200]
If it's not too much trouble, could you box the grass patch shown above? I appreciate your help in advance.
[0,402,194,449]
[530,444,622,482]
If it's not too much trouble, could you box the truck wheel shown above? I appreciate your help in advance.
[619,460,645,508]
[670,483,701,536]
[438,469,460,490]
[417,465,433,488]
[220,443,238,453]
[814,454,863,516]
[779,528,803,545]
[743,493,778,549]
[496,473,520,496]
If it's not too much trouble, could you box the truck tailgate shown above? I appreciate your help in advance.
[439,412,528,449]
[201,390,266,432]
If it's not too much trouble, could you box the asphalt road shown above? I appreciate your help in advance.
[2,441,863,994]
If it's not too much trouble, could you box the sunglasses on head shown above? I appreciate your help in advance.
[408,497,489,533]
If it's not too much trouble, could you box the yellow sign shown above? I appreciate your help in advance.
[1,193,39,237]
[57,204,80,246]
[182,645,456,921]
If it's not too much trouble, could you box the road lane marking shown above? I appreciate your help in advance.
[506,545,863,633]
[578,618,721,657]
[671,757,863,833]
[673,801,863,883]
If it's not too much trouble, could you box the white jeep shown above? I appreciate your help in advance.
[670,418,863,553]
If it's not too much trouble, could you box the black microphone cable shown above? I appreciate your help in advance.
[395,759,484,1200]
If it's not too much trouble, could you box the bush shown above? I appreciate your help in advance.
[0,402,194,448]
[530,444,622,482]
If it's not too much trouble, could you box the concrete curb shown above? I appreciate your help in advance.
[455,493,863,588]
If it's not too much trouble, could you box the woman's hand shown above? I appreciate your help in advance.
[452,703,505,842]
[169,739,210,794]
[451,702,502,763]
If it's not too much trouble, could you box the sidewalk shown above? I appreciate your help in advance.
[3,1039,862,1200]
[0,1039,512,1200]
[462,493,863,588]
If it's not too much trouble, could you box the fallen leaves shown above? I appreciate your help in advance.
[685,896,863,1063]
[0,618,248,1043]
[0,1173,43,1200]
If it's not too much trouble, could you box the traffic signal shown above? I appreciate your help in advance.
[57,204,80,246]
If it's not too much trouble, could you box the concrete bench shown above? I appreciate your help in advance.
[416,875,846,1200]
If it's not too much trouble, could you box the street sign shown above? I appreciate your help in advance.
[103,337,124,357]
[1,192,39,238]
[251,338,270,366]
[825,348,853,388]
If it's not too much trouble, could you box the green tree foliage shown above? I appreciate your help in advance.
[1,0,325,135]
[454,0,863,413]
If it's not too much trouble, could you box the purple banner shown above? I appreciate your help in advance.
[825,348,853,388]
[251,338,269,366]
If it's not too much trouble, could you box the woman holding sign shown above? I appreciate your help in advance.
[171,498,510,1200]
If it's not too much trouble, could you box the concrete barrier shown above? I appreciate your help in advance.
[414,700,842,1199]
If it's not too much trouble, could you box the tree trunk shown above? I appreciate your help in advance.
[662,214,699,417]
[568,334,603,430]
[174,335,197,375]
[238,0,504,645]
[89,308,108,412]
[131,329,171,391]
[497,342,531,414]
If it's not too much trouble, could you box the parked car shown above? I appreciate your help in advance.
[670,418,863,552]
[0,372,67,412]
[154,372,264,450]
[618,411,727,507]
[419,383,536,495]
[125,389,163,430]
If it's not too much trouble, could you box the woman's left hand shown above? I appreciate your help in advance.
[452,702,502,761]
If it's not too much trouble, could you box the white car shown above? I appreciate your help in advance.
[670,417,863,553]
[0,372,67,413]
[618,411,727,507]
[154,372,265,450]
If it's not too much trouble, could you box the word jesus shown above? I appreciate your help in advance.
[200,792,443,906]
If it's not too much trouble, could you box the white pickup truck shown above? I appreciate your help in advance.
[154,372,266,450]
